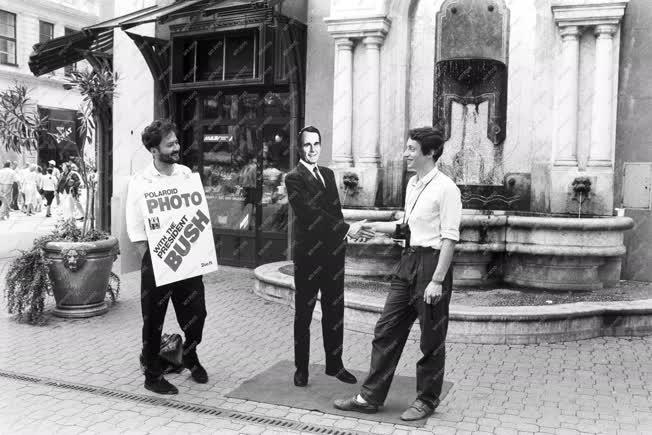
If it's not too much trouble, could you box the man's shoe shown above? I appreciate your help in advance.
[144,377,178,395]
[325,368,357,384]
[183,359,208,384]
[400,398,438,421]
[293,369,308,387]
[333,396,378,414]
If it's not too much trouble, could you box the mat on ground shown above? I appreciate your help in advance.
[226,359,453,427]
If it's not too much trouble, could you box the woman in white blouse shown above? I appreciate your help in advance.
[41,167,57,218]
[21,165,40,216]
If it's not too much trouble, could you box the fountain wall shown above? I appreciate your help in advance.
[342,209,633,291]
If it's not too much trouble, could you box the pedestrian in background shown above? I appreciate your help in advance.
[69,163,85,220]
[41,167,57,218]
[57,163,73,219]
[58,163,84,220]
[22,164,40,216]
[48,160,61,206]
[10,161,19,211]
[0,162,17,220]
[35,166,44,213]
[16,163,29,213]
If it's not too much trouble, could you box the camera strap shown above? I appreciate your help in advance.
[403,171,438,224]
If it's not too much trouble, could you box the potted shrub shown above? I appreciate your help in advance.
[5,220,120,323]
[3,68,120,323]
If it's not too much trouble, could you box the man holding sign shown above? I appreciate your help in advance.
[126,119,216,395]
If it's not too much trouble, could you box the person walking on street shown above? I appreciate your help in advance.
[41,167,57,217]
[334,127,462,422]
[10,161,19,211]
[284,125,374,388]
[58,163,83,220]
[126,119,209,395]
[16,163,29,213]
[48,160,61,206]
[0,162,17,220]
[68,163,85,219]
[57,163,72,219]
[20,164,40,216]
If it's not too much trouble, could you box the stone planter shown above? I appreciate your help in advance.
[43,237,119,318]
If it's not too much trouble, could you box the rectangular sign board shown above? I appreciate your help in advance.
[141,173,218,286]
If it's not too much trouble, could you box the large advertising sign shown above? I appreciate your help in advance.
[141,173,218,286]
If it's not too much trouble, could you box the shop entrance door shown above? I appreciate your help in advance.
[189,90,293,267]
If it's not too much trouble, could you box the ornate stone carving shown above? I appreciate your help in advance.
[62,247,87,272]
[436,0,510,64]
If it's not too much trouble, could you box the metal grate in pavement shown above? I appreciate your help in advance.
[0,369,360,435]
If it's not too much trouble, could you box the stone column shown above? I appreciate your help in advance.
[589,24,618,167]
[357,35,384,167]
[331,37,354,168]
[555,25,581,166]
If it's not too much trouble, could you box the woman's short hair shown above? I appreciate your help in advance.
[408,127,445,162]
[142,119,178,151]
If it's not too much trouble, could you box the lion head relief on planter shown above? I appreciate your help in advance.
[62,248,88,271]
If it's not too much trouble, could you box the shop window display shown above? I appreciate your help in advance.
[196,91,292,236]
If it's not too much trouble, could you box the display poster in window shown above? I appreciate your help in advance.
[141,173,218,286]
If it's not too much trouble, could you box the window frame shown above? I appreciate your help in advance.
[0,9,17,66]
[64,27,78,76]
[39,20,54,43]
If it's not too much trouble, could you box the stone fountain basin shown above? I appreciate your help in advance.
[253,209,642,344]
[253,262,652,344]
[342,209,635,291]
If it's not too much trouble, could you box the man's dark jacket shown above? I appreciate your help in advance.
[285,163,349,260]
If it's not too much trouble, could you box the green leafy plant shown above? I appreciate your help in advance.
[0,82,47,152]
[63,66,118,236]
[4,219,120,325]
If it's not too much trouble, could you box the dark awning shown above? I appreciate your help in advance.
[28,0,268,76]
[29,29,113,76]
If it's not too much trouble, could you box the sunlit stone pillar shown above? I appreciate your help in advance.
[331,37,354,168]
[357,35,384,167]
[589,24,618,167]
[555,25,581,166]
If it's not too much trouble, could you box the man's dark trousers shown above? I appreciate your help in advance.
[294,242,346,374]
[140,250,207,380]
[360,247,453,407]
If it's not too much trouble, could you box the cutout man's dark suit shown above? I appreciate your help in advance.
[285,163,350,373]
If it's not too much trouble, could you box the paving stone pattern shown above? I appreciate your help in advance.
[0,214,651,434]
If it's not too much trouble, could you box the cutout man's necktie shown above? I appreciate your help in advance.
[313,167,326,188]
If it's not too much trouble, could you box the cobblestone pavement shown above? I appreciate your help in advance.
[0,214,651,434]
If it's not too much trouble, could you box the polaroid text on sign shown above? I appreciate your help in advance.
[145,189,202,213]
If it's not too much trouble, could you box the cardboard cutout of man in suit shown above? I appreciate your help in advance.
[284,125,374,387]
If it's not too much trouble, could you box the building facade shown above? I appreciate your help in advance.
[0,0,108,166]
[46,0,647,281]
